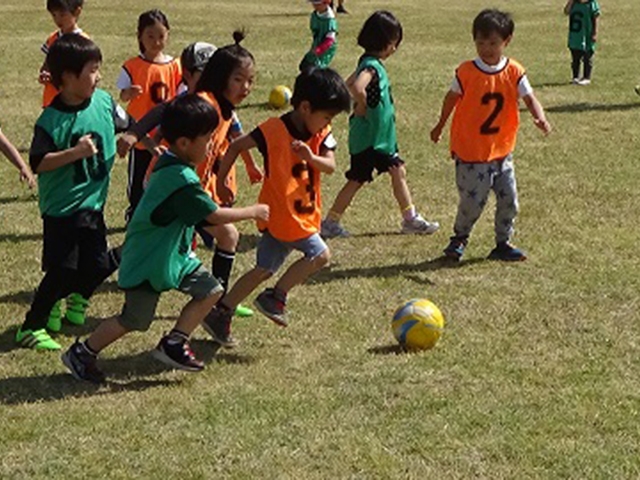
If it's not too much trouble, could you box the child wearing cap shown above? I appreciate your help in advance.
[299,0,338,72]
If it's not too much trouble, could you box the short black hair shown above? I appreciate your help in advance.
[472,9,514,40]
[47,0,83,13]
[196,31,254,97]
[47,34,102,89]
[357,10,403,53]
[137,9,170,53]
[161,94,219,144]
[291,67,350,114]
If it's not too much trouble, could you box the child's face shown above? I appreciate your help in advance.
[302,106,336,135]
[140,21,169,58]
[62,60,101,101]
[380,39,399,60]
[223,60,255,106]
[311,1,330,13]
[474,31,511,66]
[50,8,81,33]
[180,133,212,165]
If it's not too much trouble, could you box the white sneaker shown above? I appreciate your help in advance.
[578,78,591,86]
[635,85,640,96]
[320,219,350,239]
[572,78,580,84]
[401,215,439,235]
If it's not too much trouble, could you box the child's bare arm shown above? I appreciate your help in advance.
[291,141,335,174]
[217,134,258,204]
[430,90,461,143]
[0,131,36,187]
[347,69,373,117]
[205,203,269,225]
[564,0,575,15]
[119,86,143,102]
[592,15,599,41]
[522,94,552,134]
[36,134,97,173]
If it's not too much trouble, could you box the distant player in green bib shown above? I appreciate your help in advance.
[299,0,338,72]
[564,0,600,85]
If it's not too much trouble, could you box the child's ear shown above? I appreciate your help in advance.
[299,100,312,115]
[73,7,82,18]
[174,137,190,151]
[504,34,513,47]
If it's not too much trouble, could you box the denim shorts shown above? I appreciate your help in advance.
[256,231,328,273]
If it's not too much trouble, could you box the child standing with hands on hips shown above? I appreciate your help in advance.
[321,11,439,239]
[116,9,182,221]
[430,9,551,262]
[564,0,600,85]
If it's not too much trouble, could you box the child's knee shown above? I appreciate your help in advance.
[212,224,239,250]
[314,248,331,268]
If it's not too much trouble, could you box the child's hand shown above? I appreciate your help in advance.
[117,133,137,157]
[216,180,235,205]
[20,168,36,189]
[353,102,367,117]
[430,124,444,143]
[245,162,263,184]
[38,70,51,85]
[123,85,144,101]
[534,118,552,135]
[291,140,313,161]
[75,134,98,159]
[252,203,270,221]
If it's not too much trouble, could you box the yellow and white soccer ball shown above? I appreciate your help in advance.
[392,298,445,351]
[269,85,292,109]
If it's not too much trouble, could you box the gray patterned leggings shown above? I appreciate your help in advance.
[453,155,519,244]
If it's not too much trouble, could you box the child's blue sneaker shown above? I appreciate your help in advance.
[320,219,350,239]
[488,242,527,262]
[443,237,467,260]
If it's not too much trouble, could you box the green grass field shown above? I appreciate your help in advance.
[1,0,640,477]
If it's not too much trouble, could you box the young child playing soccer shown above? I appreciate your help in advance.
[430,9,551,262]
[17,34,129,350]
[61,94,269,383]
[564,0,600,85]
[39,0,88,108]
[299,0,338,72]
[116,9,182,221]
[0,128,36,188]
[202,67,351,347]
[116,37,262,318]
[320,11,439,239]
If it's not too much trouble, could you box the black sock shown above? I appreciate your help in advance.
[212,247,235,292]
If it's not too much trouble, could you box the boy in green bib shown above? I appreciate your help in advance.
[564,0,600,85]
[17,34,129,350]
[62,94,268,383]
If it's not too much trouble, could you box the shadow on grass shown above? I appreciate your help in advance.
[311,256,485,285]
[0,225,126,244]
[0,195,37,205]
[0,280,122,307]
[0,373,176,405]
[190,338,257,365]
[368,344,407,355]
[252,12,308,18]
[546,102,640,114]
[531,81,572,88]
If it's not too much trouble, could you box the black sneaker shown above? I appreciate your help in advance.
[336,5,348,13]
[152,335,204,372]
[488,242,527,262]
[254,288,288,327]
[202,307,237,348]
[61,340,105,384]
[443,236,468,261]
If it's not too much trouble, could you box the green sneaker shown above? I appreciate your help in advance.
[16,328,61,350]
[65,293,89,325]
[235,304,254,317]
[46,300,63,332]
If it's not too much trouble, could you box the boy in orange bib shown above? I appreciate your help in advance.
[430,9,551,261]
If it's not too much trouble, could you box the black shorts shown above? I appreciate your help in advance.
[42,210,110,273]
[345,148,405,183]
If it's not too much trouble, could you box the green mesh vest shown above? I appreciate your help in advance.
[348,56,397,156]
[118,154,203,292]
[36,89,116,216]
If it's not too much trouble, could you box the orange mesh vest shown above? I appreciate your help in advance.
[196,92,236,203]
[42,30,91,107]
[122,56,182,149]
[450,59,525,163]
[257,117,330,242]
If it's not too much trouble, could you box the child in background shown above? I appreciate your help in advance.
[61,95,269,383]
[0,128,36,188]
[17,35,129,350]
[116,38,262,318]
[299,0,338,72]
[116,9,182,221]
[564,0,600,85]
[430,9,551,262]
[39,0,88,108]
[321,11,439,239]
[203,68,351,347]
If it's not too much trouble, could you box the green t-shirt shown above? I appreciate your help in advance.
[348,55,397,156]
[30,89,121,217]
[118,152,218,292]
[301,9,338,69]
[568,0,600,51]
